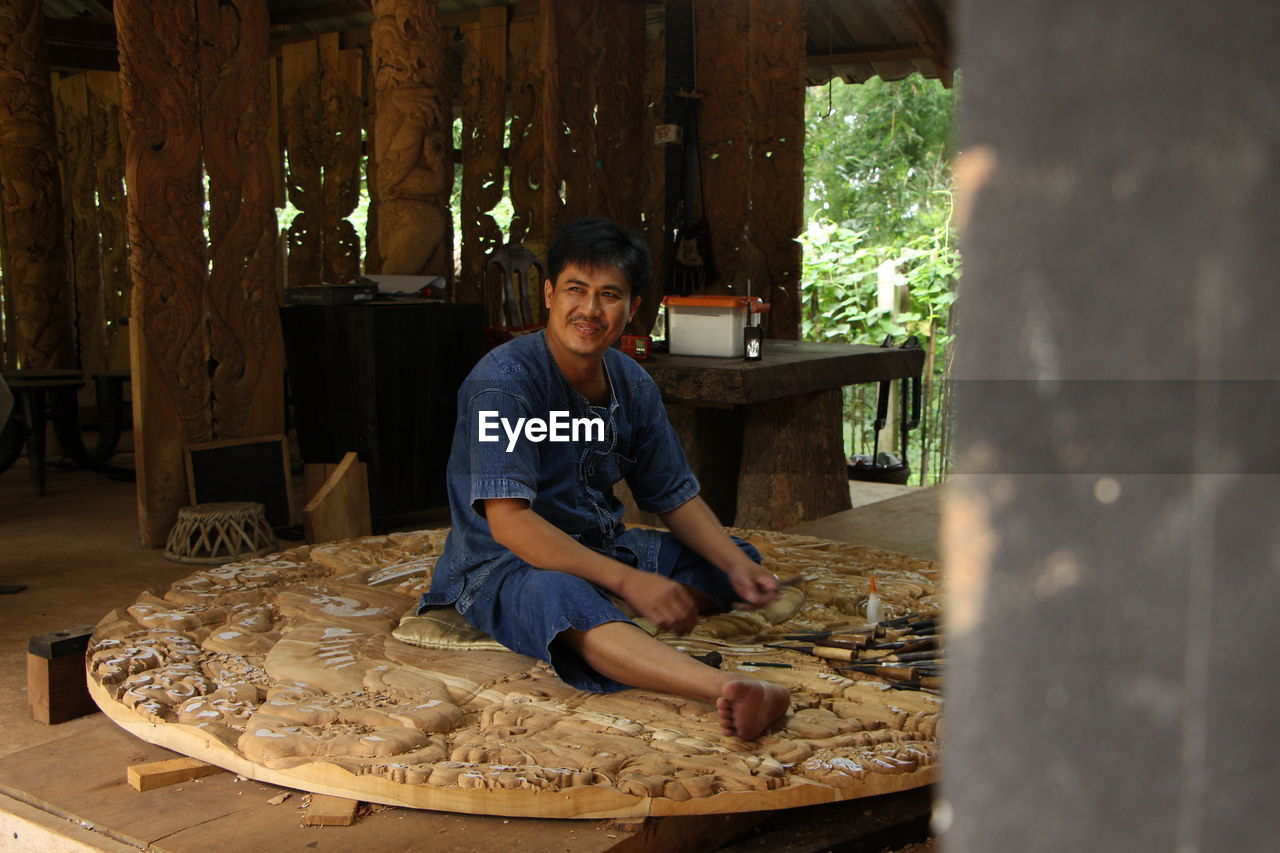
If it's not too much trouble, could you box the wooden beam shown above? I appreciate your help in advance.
[808,43,930,66]
[127,757,222,792]
[897,0,952,86]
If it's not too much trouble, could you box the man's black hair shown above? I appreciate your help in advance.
[546,217,652,298]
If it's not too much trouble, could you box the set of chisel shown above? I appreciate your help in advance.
[766,613,943,692]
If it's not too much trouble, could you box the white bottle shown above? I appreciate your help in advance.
[866,574,882,625]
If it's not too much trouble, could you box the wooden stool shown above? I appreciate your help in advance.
[164,501,276,565]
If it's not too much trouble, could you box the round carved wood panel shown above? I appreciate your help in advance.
[87,528,943,818]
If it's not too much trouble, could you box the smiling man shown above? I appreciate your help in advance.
[420,217,790,740]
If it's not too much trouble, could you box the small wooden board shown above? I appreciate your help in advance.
[303,794,359,826]
[128,757,222,791]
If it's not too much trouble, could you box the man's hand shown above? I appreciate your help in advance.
[617,570,699,635]
[725,559,779,611]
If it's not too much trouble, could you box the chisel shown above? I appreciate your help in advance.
[859,649,944,664]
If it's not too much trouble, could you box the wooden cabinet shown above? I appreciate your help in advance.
[281,301,484,527]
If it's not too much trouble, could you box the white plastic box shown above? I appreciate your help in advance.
[662,295,768,357]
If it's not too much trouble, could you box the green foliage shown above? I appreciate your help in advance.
[800,74,960,484]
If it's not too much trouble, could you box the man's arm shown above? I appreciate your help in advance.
[485,498,702,633]
[659,495,779,609]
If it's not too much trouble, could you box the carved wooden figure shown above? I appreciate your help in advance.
[86,71,132,370]
[88,527,943,818]
[0,0,74,369]
[370,0,453,279]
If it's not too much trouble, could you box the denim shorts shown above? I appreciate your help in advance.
[454,531,760,693]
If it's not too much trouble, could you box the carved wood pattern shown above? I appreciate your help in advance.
[370,0,452,278]
[282,40,323,286]
[459,7,507,305]
[88,527,942,816]
[695,0,804,339]
[591,1,645,230]
[117,0,210,545]
[546,0,595,231]
[85,71,132,370]
[319,34,363,285]
[363,50,382,277]
[54,74,107,375]
[198,0,283,439]
[746,0,805,340]
[0,0,74,369]
[507,12,550,257]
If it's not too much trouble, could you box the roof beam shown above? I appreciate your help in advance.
[808,42,929,66]
[897,0,953,86]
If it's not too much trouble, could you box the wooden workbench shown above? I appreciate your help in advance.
[0,491,942,852]
[641,340,925,530]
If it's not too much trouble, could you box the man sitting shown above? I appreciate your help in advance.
[420,217,790,739]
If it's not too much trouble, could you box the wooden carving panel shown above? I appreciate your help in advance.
[694,0,805,338]
[0,0,73,369]
[370,0,453,278]
[546,0,594,230]
[86,71,132,370]
[319,34,363,285]
[199,0,283,439]
[53,74,106,375]
[117,0,210,545]
[591,0,645,229]
[695,0,750,290]
[459,7,507,304]
[507,12,550,255]
[88,527,942,817]
[746,0,805,340]
[282,40,323,286]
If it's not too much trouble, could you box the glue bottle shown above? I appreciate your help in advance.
[866,575,882,625]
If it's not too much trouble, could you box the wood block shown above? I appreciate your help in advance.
[303,794,359,826]
[27,625,99,724]
[127,757,223,792]
[303,451,371,543]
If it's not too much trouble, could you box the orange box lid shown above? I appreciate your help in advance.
[662,295,770,311]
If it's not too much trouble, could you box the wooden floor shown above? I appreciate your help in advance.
[0,462,941,851]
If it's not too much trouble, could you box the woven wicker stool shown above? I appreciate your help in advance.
[164,501,276,565]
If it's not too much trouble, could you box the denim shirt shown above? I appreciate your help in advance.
[420,330,700,614]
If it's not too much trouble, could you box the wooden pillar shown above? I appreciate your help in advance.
[199,0,283,440]
[696,0,805,339]
[508,8,553,257]
[118,0,208,548]
[281,39,323,286]
[0,0,74,369]
[370,0,452,280]
[459,6,507,304]
[119,0,281,546]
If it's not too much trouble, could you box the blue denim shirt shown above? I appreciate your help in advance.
[420,330,700,614]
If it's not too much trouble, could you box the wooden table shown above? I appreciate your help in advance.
[641,340,925,529]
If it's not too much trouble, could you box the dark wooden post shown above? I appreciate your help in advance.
[369,0,453,280]
[944,1,1280,851]
[0,0,74,369]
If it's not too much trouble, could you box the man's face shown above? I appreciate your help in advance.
[543,262,640,361]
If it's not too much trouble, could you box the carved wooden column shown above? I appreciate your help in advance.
[508,8,552,256]
[458,6,507,304]
[199,0,282,440]
[696,0,805,339]
[318,33,362,286]
[0,0,73,369]
[281,39,323,286]
[117,0,209,545]
[370,0,452,279]
[119,0,281,546]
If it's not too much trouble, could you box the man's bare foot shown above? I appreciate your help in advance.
[715,679,791,740]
